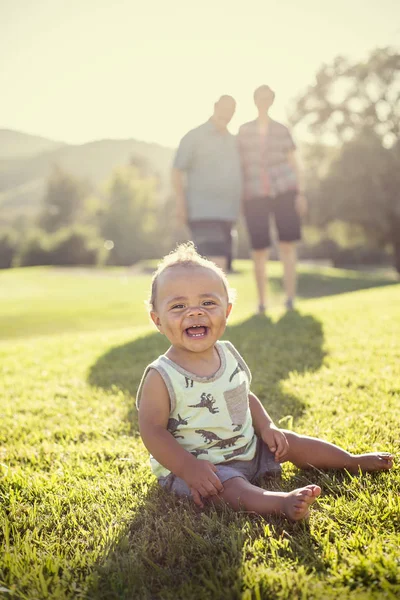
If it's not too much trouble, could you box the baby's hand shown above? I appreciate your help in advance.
[261,424,289,462]
[182,460,224,508]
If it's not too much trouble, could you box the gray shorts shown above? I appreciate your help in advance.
[158,436,281,498]
[188,220,233,258]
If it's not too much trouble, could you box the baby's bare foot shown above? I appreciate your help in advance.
[281,484,321,521]
[349,452,393,473]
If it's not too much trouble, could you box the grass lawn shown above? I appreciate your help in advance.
[1,262,399,599]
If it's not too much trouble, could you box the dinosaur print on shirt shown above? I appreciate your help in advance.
[136,341,256,479]
[229,362,244,383]
[167,414,188,439]
[190,448,209,458]
[195,429,223,444]
[188,392,219,414]
[209,434,245,449]
[223,442,250,461]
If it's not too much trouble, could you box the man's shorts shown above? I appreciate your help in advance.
[188,220,234,258]
[158,437,281,498]
[244,190,301,250]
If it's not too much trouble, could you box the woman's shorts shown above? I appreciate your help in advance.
[188,220,234,258]
[244,190,301,250]
[158,437,281,498]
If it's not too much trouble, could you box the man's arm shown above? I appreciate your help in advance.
[236,126,247,208]
[138,369,224,506]
[172,131,195,227]
[171,167,187,228]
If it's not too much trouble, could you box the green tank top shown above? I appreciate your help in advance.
[136,341,257,478]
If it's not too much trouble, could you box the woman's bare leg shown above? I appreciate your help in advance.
[279,241,297,305]
[211,476,321,521]
[283,431,393,472]
[252,248,269,310]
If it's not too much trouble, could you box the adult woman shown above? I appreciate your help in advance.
[238,85,306,312]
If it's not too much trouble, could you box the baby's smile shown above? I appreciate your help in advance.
[185,325,208,338]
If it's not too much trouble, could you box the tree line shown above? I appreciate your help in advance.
[0,46,399,272]
[291,46,400,273]
[0,163,177,269]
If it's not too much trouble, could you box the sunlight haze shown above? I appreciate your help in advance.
[2,0,399,147]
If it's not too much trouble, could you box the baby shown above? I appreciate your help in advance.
[137,243,393,520]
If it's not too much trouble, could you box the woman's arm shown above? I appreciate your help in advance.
[287,150,307,217]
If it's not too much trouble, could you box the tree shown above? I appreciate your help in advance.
[0,229,18,268]
[47,226,101,266]
[100,166,159,265]
[38,166,89,233]
[290,47,400,272]
[314,131,400,268]
[290,47,400,146]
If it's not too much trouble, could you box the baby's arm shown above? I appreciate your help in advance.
[138,369,224,506]
[249,392,289,462]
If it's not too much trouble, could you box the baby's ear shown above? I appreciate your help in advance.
[150,311,162,330]
[226,303,233,319]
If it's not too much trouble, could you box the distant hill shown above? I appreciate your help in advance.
[0,129,65,159]
[0,130,175,226]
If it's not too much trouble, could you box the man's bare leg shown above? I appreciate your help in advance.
[252,248,269,311]
[211,476,321,520]
[283,431,393,472]
[279,242,297,307]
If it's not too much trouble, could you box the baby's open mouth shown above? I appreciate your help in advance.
[185,325,208,338]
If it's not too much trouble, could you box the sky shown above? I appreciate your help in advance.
[1,0,399,148]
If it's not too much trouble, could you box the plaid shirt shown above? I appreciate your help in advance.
[238,119,298,200]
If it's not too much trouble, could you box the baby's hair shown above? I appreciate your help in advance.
[149,242,235,311]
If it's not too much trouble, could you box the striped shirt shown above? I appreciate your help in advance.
[238,119,298,200]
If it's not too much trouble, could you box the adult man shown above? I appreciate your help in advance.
[238,85,307,311]
[172,95,241,271]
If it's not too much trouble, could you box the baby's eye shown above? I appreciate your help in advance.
[171,304,184,310]
[203,300,216,306]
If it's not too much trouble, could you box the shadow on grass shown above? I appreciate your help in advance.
[87,485,248,599]
[225,311,325,424]
[271,270,398,300]
[86,311,326,598]
[87,477,327,600]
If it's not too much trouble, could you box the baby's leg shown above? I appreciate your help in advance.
[210,476,321,521]
[283,431,393,473]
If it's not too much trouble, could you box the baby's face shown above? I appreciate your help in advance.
[151,265,232,353]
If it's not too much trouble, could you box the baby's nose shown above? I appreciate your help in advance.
[188,306,205,316]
